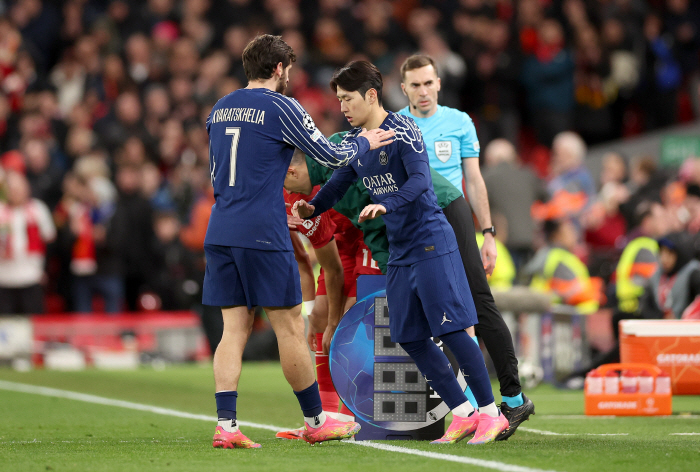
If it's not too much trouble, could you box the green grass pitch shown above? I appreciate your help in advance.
[1,364,699,472]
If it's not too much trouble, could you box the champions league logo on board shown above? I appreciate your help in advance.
[379,151,388,165]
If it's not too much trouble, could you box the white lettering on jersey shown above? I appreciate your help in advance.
[211,107,265,125]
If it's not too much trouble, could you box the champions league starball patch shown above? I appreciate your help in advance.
[302,113,316,132]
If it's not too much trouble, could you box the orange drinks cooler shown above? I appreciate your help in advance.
[620,320,700,395]
[584,363,672,416]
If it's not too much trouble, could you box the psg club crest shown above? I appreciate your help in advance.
[379,151,389,165]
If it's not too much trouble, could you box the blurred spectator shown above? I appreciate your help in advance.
[111,163,155,311]
[643,231,700,319]
[0,171,55,314]
[521,19,575,146]
[548,131,596,199]
[524,218,600,314]
[640,13,682,130]
[21,137,63,209]
[151,211,197,310]
[482,138,544,268]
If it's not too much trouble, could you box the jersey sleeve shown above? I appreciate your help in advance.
[273,95,369,169]
[308,165,359,217]
[380,116,431,214]
[460,113,480,158]
[302,213,336,249]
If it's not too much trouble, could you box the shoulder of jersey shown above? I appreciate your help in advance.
[388,112,425,152]
[443,105,473,125]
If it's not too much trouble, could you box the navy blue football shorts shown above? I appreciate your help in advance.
[202,245,302,309]
[386,250,478,343]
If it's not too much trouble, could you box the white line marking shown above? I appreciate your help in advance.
[539,415,700,420]
[349,440,559,472]
[670,433,700,435]
[518,427,628,436]
[518,427,574,436]
[0,380,557,472]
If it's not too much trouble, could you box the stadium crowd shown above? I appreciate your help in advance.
[0,0,700,321]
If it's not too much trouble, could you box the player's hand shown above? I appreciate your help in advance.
[306,311,320,351]
[286,203,304,228]
[358,204,386,223]
[292,200,315,219]
[481,232,498,276]
[322,323,337,355]
[358,128,395,150]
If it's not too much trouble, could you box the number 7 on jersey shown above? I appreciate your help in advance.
[226,127,241,186]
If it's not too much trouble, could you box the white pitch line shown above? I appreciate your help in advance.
[670,433,700,435]
[0,380,557,472]
[539,415,700,420]
[518,427,628,436]
[349,440,559,472]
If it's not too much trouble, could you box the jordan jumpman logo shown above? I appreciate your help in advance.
[441,313,452,325]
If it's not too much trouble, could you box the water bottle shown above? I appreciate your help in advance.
[604,370,619,394]
[585,369,603,394]
[620,370,638,393]
[655,371,672,395]
[638,370,654,394]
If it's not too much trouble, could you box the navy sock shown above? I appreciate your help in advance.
[293,381,323,418]
[215,391,238,420]
[440,330,495,407]
[400,339,468,410]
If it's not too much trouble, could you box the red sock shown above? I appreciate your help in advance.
[339,401,353,417]
[315,332,340,413]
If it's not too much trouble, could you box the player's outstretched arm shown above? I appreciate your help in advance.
[275,95,393,169]
[306,165,358,217]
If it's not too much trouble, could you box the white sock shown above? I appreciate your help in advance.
[304,411,327,429]
[452,401,476,418]
[217,418,239,433]
[326,411,354,422]
[480,402,500,418]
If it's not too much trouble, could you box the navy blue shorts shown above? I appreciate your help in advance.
[202,245,302,309]
[386,251,478,343]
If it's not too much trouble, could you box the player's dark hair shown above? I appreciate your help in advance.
[330,61,383,105]
[400,55,438,81]
[242,34,296,81]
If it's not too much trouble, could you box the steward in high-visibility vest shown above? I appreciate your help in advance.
[524,219,600,314]
[475,232,516,289]
[615,236,659,314]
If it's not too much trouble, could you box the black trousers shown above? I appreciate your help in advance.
[0,284,45,314]
[442,196,522,398]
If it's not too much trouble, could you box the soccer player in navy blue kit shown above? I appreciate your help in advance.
[203,35,394,449]
[293,61,509,444]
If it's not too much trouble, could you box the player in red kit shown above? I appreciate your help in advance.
[277,151,382,439]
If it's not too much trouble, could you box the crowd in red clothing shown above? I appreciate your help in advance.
[0,0,699,314]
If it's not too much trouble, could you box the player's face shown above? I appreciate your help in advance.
[336,86,372,127]
[401,65,441,116]
[276,64,292,94]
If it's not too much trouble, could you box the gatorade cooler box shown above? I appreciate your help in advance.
[620,320,700,394]
[584,363,672,416]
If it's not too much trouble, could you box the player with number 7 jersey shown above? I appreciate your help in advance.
[204,35,393,450]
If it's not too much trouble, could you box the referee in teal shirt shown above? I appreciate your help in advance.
[397,55,534,440]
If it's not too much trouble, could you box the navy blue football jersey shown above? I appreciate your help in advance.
[204,88,369,251]
[309,112,458,266]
